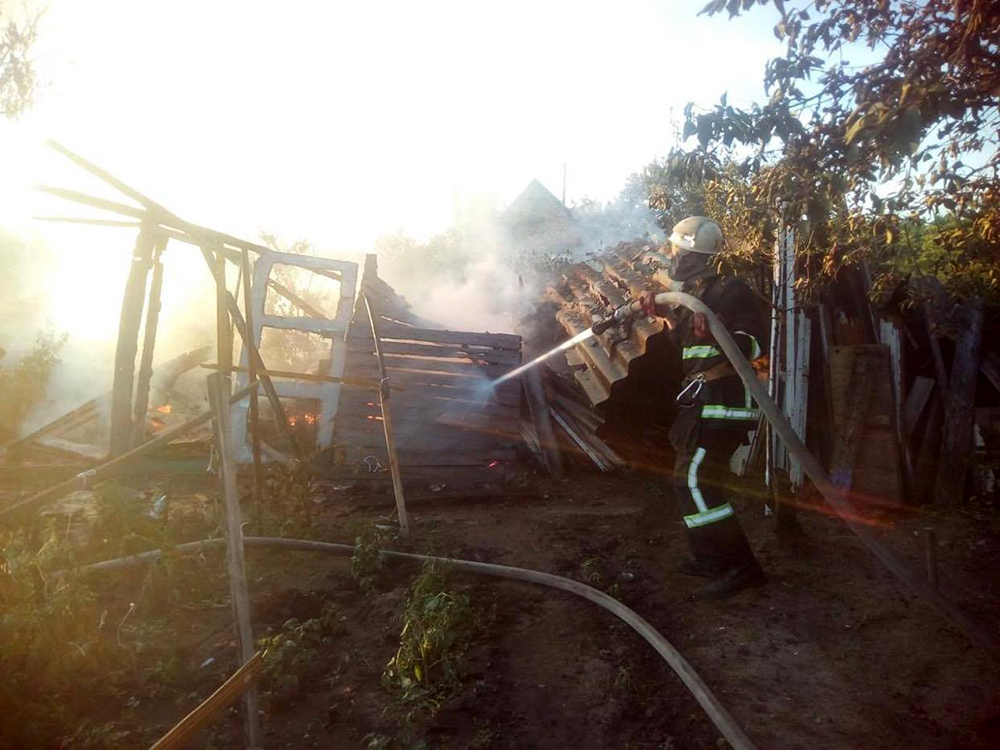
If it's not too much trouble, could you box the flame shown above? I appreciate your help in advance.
[149,416,166,431]
[304,413,316,425]
[155,404,172,413]
[288,415,298,426]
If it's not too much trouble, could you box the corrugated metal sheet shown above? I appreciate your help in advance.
[545,239,672,408]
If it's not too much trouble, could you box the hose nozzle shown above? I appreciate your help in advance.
[591,300,643,335]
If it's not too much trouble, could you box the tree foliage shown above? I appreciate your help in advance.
[1,5,41,119]
[666,0,1000,299]
[0,330,66,442]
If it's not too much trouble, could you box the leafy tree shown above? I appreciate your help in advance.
[0,330,65,442]
[1,4,41,119]
[667,0,1000,300]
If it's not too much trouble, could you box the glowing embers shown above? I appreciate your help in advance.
[149,404,173,431]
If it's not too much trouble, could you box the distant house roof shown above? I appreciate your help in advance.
[500,179,591,261]
[501,179,571,226]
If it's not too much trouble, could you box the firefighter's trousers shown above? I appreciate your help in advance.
[671,419,757,568]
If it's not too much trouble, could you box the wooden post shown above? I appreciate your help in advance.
[363,293,410,537]
[214,242,233,387]
[923,300,950,398]
[130,234,168,448]
[880,318,916,496]
[935,297,984,505]
[207,373,261,748]
[242,249,262,506]
[109,225,155,456]
[198,243,301,458]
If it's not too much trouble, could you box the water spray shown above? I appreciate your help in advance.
[488,300,646,389]
[489,328,597,387]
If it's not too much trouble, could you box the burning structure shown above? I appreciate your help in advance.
[3,144,1000,750]
[3,143,531,503]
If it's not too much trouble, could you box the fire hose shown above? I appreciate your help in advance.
[75,536,757,749]
[596,291,1000,659]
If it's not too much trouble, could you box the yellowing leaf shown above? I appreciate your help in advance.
[845,115,866,144]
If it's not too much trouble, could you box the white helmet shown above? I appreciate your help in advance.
[669,216,725,255]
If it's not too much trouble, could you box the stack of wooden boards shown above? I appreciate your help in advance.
[326,257,523,486]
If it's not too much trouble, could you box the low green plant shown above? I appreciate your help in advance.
[257,603,347,711]
[579,556,606,587]
[382,562,475,707]
[578,555,624,601]
[0,525,134,747]
[471,722,496,748]
[0,484,228,747]
[350,523,392,594]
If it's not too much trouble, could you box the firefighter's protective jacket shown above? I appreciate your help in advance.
[673,275,767,429]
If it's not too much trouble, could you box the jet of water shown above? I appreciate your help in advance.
[490,328,596,388]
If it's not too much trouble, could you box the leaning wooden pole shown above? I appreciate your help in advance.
[109,224,155,456]
[207,373,261,748]
[150,651,264,750]
[130,234,168,448]
[242,249,263,506]
[363,293,410,537]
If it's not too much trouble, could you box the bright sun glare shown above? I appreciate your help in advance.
[1,0,781,343]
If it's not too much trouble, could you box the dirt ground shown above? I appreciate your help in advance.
[6,461,1000,749]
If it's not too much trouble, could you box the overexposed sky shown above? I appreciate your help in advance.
[0,0,784,343]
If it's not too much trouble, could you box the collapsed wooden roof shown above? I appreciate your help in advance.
[324,255,524,485]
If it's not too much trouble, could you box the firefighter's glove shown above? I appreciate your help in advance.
[638,293,658,317]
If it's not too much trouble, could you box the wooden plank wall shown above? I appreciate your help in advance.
[328,257,523,484]
[829,344,903,507]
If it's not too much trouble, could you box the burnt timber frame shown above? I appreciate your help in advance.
[33,140,358,462]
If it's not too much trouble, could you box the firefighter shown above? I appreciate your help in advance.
[640,216,767,599]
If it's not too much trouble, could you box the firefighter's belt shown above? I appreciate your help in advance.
[683,355,770,386]
[683,361,736,385]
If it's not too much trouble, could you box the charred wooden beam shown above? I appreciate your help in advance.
[242,249,263,506]
[109,225,155,456]
[130,235,168,448]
